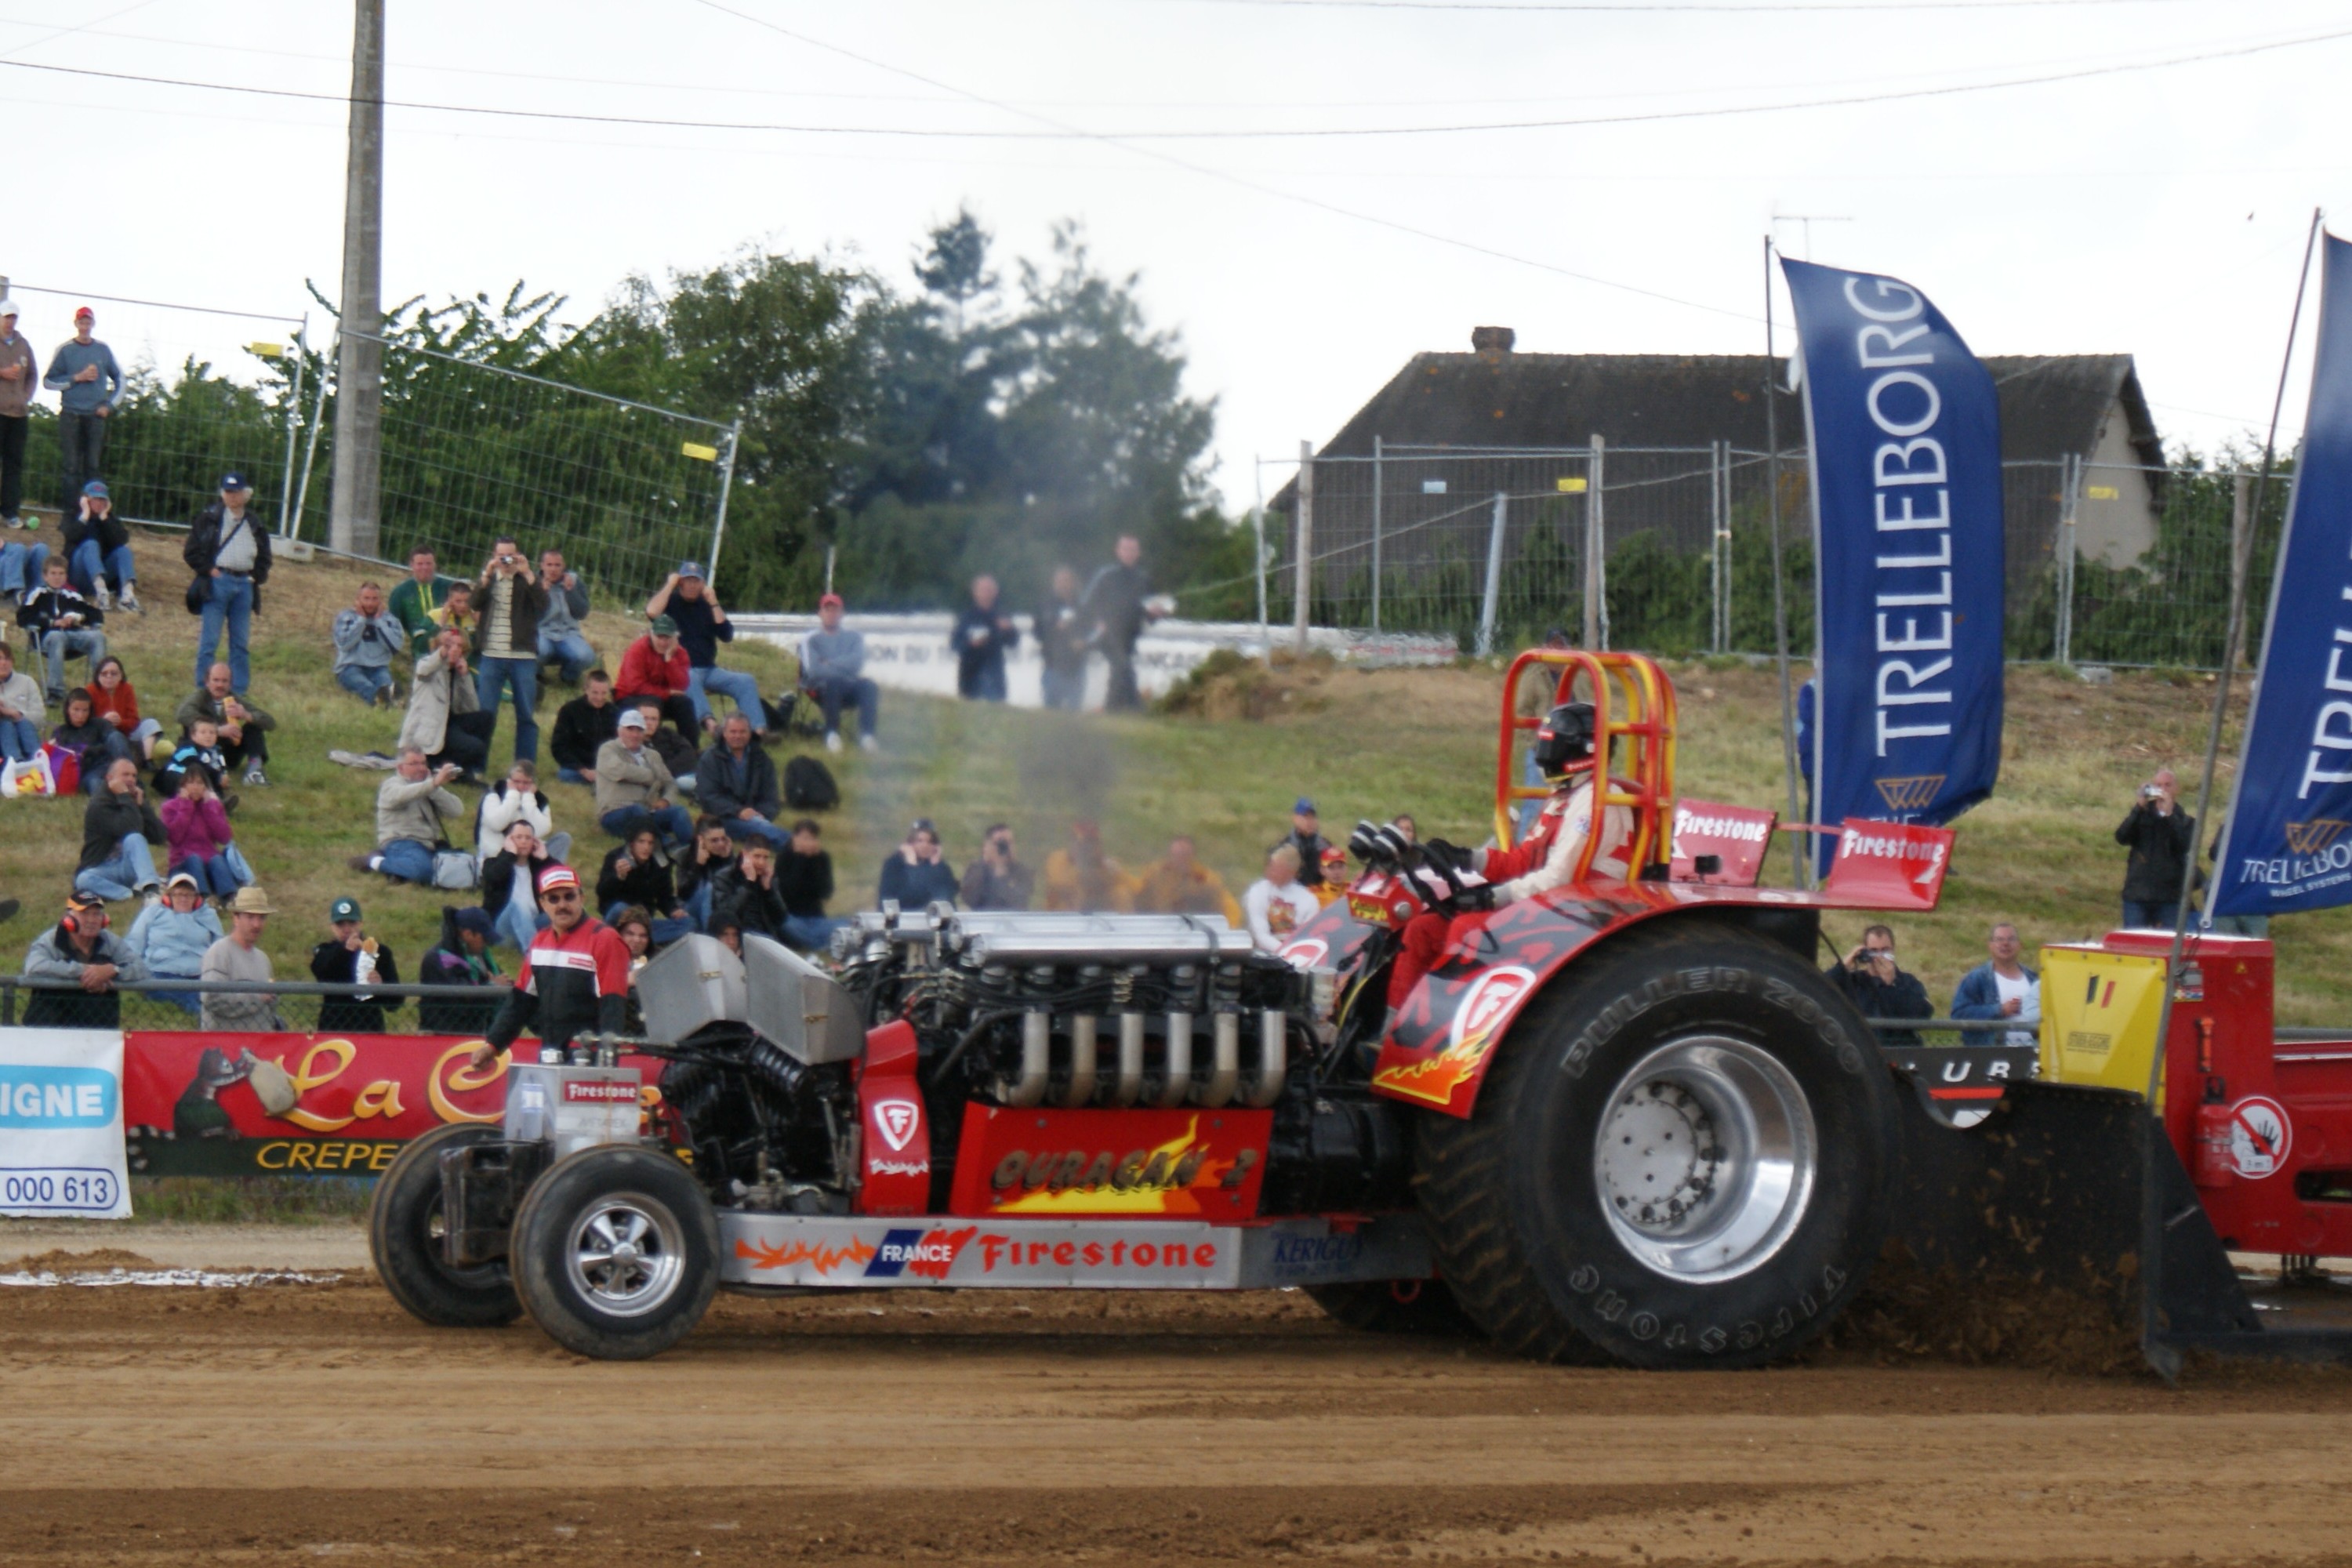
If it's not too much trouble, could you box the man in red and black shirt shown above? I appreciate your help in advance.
[470,864,633,1068]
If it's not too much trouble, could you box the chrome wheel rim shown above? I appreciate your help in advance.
[564,1194,686,1317]
[1594,1035,1817,1284]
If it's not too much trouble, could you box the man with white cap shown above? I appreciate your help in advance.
[593,705,691,851]
[0,299,35,528]
[43,306,121,508]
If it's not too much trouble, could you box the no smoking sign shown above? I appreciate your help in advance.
[2227,1095,2294,1180]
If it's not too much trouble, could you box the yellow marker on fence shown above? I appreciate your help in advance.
[2085,485,2120,500]
[682,441,720,462]
[246,342,285,359]
[1556,477,1587,493]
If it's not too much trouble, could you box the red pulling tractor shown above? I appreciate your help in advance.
[370,650,2332,1373]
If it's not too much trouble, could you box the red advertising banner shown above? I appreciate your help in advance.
[122,1033,665,1178]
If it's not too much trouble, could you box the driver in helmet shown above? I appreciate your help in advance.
[1381,699,1635,1024]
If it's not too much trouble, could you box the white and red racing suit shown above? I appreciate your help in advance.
[484,917,633,1061]
[1385,772,1635,1008]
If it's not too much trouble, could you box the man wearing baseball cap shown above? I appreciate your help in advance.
[0,299,35,528]
[471,863,633,1069]
[615,612,699,739]
[43,307,122,510]
[800,592,879,755]
[63,478,137,613]
[645,559,767,739]
[198,885,278,1033]
[1272,797,1334,891]
[310,895,401,1035]
[184,473,272,693]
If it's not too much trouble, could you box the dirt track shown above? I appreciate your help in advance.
[7,1262,2352,1566]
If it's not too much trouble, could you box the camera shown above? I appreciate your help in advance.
[2141,783,2162,801]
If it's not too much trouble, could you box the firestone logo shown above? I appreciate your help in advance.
[872,1098,920,1152]
[562,1079,637,1103]
[1673,810,1769,844]
[1450,966,1538,1052]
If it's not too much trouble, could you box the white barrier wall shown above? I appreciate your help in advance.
[732,615,1456,709]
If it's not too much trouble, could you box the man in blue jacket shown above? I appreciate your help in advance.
[44,307,122,510]
[1951,921,2040,1047]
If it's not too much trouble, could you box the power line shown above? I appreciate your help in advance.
[3,281,303,325]
[1111,0,2190,9]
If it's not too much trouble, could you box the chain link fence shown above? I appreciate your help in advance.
[1250,445,2267,671]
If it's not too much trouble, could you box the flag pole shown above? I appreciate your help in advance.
[2147,205,2325,1109]
[1764,236,1804,887]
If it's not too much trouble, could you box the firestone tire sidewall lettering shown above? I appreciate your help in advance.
[1510,938,1892,1370]
[510,1145,720,1362]
[368,1120,521,1329]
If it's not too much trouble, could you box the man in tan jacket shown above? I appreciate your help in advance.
[593,707,691,852]
[399,626,496,780]
[351,746,466,885]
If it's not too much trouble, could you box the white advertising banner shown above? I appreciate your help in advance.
[0,1029,132,1218]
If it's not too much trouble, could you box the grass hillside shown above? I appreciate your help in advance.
[8,516,2347,1025]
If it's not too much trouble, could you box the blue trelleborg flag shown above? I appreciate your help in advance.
[1782,258,2005,865]
[2212,233,2352,919]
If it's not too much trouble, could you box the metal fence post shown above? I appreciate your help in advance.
[291,326,336,545]
[2055,452,2082,666]
[1711,440,1728,653]
[1370,434,1384,634]
[1294,439,1314,650]
[1251,456,1269,648]
[705,416,742,593]
[1478,491,1508,658]
[2230,470,2253,670]
[1585,435,1607,649]
[278,314,306,538]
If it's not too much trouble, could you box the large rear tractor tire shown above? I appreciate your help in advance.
[1305,1278,1482,1338]
[368,1121,522,1328]
[510,1145,719,1360]
[1417,920,1896,1370]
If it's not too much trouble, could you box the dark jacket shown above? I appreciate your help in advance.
[959,858,1033,912]
[878,852,960,910]
[482,848,561,921]
[662,591,735,669]
[23,924,137,1029]
[417,908,504,1035]
[154,741,227,796]
[79,789,165,873]
[18,581,101,637]
[60,504,130,561]
[550,694,620,773]
[309,939,403,1035]
[646,724,699,782]
[470,568,549,662]
[1274,827,1334,889]
[695,740,780,821]
[951,601,1018,697]
[183,503,274,605]
[2117,801,2196,905]
[777,848,835,920]
[1034,592,1088,677]
[1082,561,1149,650]
[597,841,680,915]
[676,844,736,906]
[710,862,788,941]
[1827,960,1933,1047]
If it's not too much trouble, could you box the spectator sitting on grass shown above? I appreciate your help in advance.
[0,530,47,608]
[878,818,958,909]
[160,765,251,902]
[24,893,143,1029]
[124,871,217,1016]
[310,896,401,1035]
[535,549,594,685]
[0,642,45,762]
[958,823,1033,912]
[90,655,162,763]
[63,480,137,611]
[615,615,700,739]
[200,885,279,1033]
[646,561,764,736]
[351,747,466,887]
[332,582,406,706]
[634,698,699,792]
[593,708,691,852]
[801,593,879,755]
[434,579,476,646]
[713,838,788,945]
[677,815,737,931]
[51,685,129,793]
[474,758,569,865]
[695,710,786,849]
[550,668,619,787]
[389,546,462,660]
[597,826,694,945]
[481,818,561,953]
[155,717,229,798]
[612,905,655,975]
[74,757,165,902]
[778,818,844,953]
[1242,843,1319,956]
[1951,921,2042,1048]
[402,626,495,782]
[18,554,103,706]
[417,906,505,1035]
[1041,819,1134,913]
[1826,923,1933,1047]
[1133,834,1243,924]
[178,662,274,789]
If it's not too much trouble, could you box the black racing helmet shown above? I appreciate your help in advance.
[1531,700,1597,779]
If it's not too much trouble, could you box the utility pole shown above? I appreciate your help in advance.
[329,0,385,558]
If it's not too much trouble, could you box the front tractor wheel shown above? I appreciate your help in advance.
[368,1121,521,1328]
[510,1145,719,1360]
[1417,921,1894,1370]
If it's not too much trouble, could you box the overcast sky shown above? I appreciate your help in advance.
[4,0,2347,518]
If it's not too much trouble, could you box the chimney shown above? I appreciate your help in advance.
[1471,325,1515,354]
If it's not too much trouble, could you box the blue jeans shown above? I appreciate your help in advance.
[174,848,251,898]
[0,714,37,761]
[195,572,256,692]
[376,838,439,886]
[69,539,134,597]
[783,913,845,953]
[685,880,715,932]
[496,899,550,953]
[1041,665,1083,712]
[721,815,792,850]
[557,766,590,786]
[74,833,160,900]
[604,902,695,946]
[539,630,596,684]
[2122,899,2179,930]
[40,628,105,702]
[476,656,539,763]
[601,804,691,851]
[0,539,47,597]
[809,674,878,739]
[336,663,394,702]
[688,664,765,729]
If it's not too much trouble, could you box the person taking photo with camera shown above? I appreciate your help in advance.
[2116,767,2194,929]
[1825,923,1933,1047]
[959,822,1033,910]
[474,535,550,766]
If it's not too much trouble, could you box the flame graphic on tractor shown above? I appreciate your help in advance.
[734,1236,877,1276]
[1374,966,1538,1109]
[993,1116,1233,1215]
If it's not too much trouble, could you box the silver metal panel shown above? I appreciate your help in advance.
[633,934,746,1043]
[504,1063,644,1158]
[741,933,866,1064]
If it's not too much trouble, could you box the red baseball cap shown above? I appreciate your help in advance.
[535,865,580,896]
[818,593,844,611]
[73,305,94,321]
